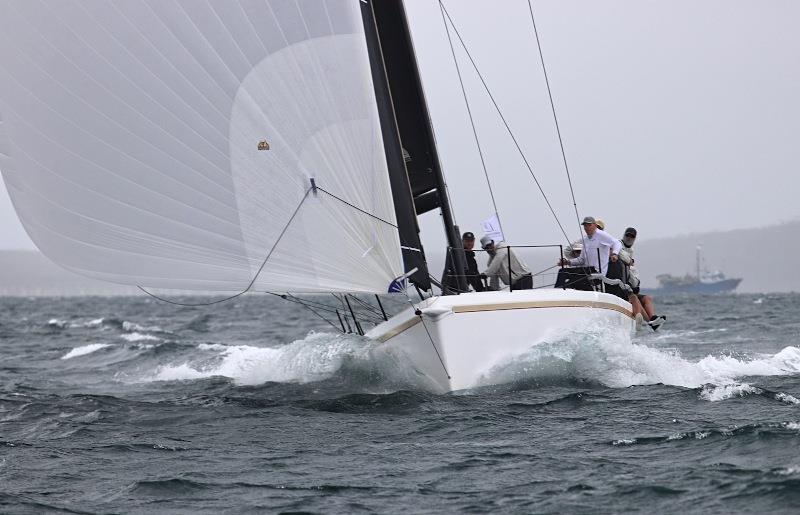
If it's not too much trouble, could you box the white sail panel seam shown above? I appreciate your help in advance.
[4,4,236,200]
[76,2,234,153]
[0,98,244,235]
[18,213,250,276]
[0,62,238,221]
[0,127,248,248]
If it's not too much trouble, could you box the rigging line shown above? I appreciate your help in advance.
[404,294,451,380]
[137,187,313,307]
[265,292,344,332]
[315,186,397,228]
[264,292,361,319]
[531,263,559,277]
[348,294,386,319]
[345,294,386,325]
[439,2,571,243]
[526,0,584,246]
[438,1,504,238]
[284,293,354,331]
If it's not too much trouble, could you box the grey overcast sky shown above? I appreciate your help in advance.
[1,0,799,252]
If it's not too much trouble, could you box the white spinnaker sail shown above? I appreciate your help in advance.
[0,0,403,293]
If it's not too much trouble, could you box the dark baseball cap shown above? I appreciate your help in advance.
[462,232,475,240]
[624,227,637,237]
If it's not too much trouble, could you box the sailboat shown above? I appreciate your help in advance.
[0,0,634,393]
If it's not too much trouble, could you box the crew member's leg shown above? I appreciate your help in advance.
[639,294,656,319]
[629,294,646,318]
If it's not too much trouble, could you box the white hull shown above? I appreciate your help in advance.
[366,289,635,393]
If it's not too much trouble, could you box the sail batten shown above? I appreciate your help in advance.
[0,0,403,293]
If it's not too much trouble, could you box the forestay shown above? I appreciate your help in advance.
[0,0,403,293]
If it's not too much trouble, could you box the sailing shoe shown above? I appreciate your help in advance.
[648,315,666,331]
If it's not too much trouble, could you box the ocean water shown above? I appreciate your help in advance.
[2,293,800,514]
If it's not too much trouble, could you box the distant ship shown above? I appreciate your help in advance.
[643,246,742,295]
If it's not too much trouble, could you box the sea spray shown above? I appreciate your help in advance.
[150,332,372,385]
[62,343,112,360]
[477,325,800,394]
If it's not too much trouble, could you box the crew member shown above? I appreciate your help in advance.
[559,216,621,275]
[563,241,583,260]
[442,231,485,293]
[481,236,532,290]
[462,232,485,292]
[619,227,665,330]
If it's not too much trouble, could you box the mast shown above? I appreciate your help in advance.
[696,245,702,280]
[360,0,467,293]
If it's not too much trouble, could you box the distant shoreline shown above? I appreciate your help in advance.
[2,220,799,294]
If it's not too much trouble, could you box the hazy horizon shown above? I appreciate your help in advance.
[2,218,798,295]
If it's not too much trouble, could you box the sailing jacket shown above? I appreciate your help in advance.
[464,250,485,292]
[484,242,531,290]
[619,241,641,290]
[567,229,622,275]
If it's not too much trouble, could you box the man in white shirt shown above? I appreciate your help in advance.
[559,216,621,275]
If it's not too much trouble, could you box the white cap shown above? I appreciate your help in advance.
[480,235,494,248]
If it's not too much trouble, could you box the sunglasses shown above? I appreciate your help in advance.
[625,233,636,238]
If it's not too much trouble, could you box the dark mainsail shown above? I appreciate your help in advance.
[361,0,467,293]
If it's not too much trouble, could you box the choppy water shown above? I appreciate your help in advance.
[2,293,800,513]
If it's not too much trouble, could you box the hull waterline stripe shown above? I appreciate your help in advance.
[452,300,633,318]
[372,299,633,343]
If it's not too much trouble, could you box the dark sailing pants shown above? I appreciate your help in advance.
[511,274,533,290]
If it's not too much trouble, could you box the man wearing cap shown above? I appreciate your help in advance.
[559,216,621,275]
[442,231,485,294]
[480,236,532,290]
[564,240,584,260]
[462,232,485,292]
[619,227,665,330]
[619,227,639,290]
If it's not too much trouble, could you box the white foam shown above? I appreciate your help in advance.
[69,318,105,328]
[783,422,800,430]
[149,332,369,385]
[776,393,800,405]
[139,320,800,394]
[696,347,800,381]
[120,333,159,342]
[699,383,762,402]
[197,343,228,351]
[152,363,207,381]
[480,327,709,389]
[48,318,69,328]
[612,438,637,446]
[479,323,800,397]
[62,343,111,360]
[122,321,163,333]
